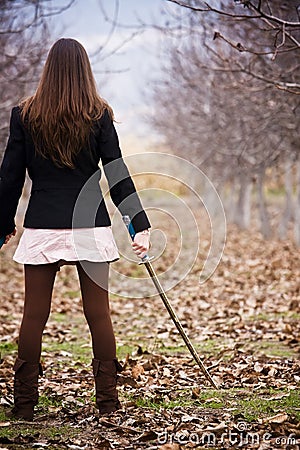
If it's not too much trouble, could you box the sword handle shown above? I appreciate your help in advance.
[122,215,149,263]
[122,215,136,240]
[0,236,5,249]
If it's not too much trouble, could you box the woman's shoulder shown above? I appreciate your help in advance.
[93,108,113,135]
[11,105,21,116]
[95,108,112,125]
[9,105,32,138]
[11,104,32,131]
[12,98,33,121]
[8,106,24,128]
[10,105,25,123]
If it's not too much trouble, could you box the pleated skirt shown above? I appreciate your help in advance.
[13,227,119,266]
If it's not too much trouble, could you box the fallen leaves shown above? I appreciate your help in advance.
[0,211,300,448]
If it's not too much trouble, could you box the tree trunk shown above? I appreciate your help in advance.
[294,158,300,246]
[233,174,252,229]
[257,169,272,239]
[279,158,294,239]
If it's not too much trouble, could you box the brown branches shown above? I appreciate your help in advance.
[242,0,300,28]
[0,0,75,154]
[0,0,76,35]
[164,0,300,94]
[166,0,300,27]
[166,0,300,50]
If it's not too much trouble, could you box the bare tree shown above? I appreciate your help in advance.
[295,159,300,246]
[95,0,300,241]
[166,0,300,93]
[0,0,75,157]
[149,1,299,241]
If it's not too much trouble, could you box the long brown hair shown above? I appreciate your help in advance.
[21,38,113,168]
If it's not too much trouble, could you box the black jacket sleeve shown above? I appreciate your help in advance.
[0,107,26,236]
[98,110,151,233]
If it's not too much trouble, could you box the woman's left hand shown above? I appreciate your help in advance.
[132,229,150,259]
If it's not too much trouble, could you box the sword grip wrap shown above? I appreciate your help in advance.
[122,215,136,240]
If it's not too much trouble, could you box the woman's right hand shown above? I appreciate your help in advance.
[4,228,17,244]
[132,229,150,259]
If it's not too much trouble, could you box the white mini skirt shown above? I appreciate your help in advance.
[13,227,120,266]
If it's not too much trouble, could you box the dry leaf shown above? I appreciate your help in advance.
[132,364,145,379]
[0,422,10,427]
[204,397,222,403]
[159,445,181,450]
[263,412,289,424]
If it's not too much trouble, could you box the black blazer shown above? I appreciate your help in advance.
[0,107,150,237]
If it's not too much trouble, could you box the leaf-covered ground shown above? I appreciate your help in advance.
[0,207,300,449]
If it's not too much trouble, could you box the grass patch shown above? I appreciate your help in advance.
[128,264,147,278]
[126,388,225,411]
[159,338,228,358]
[233,388,300,422]
[250,340,297,359]
[116,336,236,360]
[126,387,300,421]
[38,394,62,410]
[0,408,8,422]
[249,311,300,321]
[135,395,195,410]
[49,312,84,325]
[0,341,18,356]
[62,290,80,299]
[43,425,77,440]
[50,312,68,323]
[42,313,92,363]
[117,343,136,359]
[197,388,300,422]
[42,340,92,363]
[0,411,78,443]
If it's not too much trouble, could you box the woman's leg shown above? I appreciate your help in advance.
[76,262,121,414]
[76,262,116,360]
[18,263,57,363]
[12,263,57,420]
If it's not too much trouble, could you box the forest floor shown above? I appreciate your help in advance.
[0,201,300,449]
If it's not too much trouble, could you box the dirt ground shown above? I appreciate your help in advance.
[0,198,300,449]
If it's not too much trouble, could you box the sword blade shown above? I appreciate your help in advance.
[143,260,218,389]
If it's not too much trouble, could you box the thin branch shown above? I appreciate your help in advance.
[180,42,300,94]
[37,0,76,18]
[246,0,300,28]
[166,0,300,50]
[91,0,120,57]
[166,0,261,20]
[97,29,145,62]
[0,0,76,34]
[258,15,300,49]
[213,30,300,56]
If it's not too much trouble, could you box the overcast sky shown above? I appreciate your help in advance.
[50,0,167,152]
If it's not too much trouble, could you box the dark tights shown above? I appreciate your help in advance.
[17,262,116,363]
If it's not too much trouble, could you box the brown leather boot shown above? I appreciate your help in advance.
[92,358,122,415]
[10,358,43,421]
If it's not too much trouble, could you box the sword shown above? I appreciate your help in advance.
[122,215,218,389]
